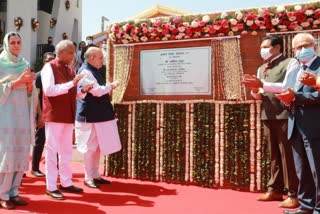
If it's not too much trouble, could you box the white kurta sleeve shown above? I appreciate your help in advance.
[41,63,74,97]
[262,58,300,93]
[78,69,112,97]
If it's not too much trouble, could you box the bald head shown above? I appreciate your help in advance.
[292,33,317,63]
[55,40,75,64]
[85,47,103,69]
[292,33,316,50]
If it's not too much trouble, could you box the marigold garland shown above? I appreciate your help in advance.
[162,104,186,183]
[106,100,270,191]
[133,103,157,181]
[192,103,215,188]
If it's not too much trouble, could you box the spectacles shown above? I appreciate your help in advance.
[293,43,314,51]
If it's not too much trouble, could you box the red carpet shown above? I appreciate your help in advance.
[4,161,292,214]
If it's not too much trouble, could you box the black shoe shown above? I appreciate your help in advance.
[283,209,313,214]
[46,189,65,200]
[9,196,28,206]
[84,180,99,188]
[93,177,111,184]
[59,185,83,193]
[31,170,45,177]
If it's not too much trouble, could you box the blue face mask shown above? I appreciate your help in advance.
[295,47,315,62]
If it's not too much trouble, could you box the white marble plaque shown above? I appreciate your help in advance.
[140,46,212,95]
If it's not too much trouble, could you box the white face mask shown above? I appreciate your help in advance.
[86,40,93,45]
[102,44,106,49]
[260,47,272,60]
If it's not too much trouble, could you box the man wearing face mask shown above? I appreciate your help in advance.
[46,36,55,53]
[242,35,300,209]
[98,40,107,81]
[276,33,320,214]
[80,36,96,62]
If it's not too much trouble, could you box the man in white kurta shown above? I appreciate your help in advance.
[42,40,84,200]
[75,47,121,188]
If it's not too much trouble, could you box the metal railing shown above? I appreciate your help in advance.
[36,44,48,59]
[0,0,7,12]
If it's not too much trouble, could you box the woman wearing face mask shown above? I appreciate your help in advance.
[242,35,300,209]
[0,32,36,209]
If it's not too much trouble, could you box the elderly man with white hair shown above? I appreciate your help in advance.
[276,33,320,214]
[41,40,84,200]
[75,47,121,188]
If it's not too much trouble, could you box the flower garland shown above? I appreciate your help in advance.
[156,103,161,180]
[214,104,220,185]
[50,17,57,28]
[14,17,23,31]
[109,2,320,44]
[31,18,40,32]
[106,100,269,191]
[159,103,164,181]
[185,103,191,182]
[127,104,133,177]
[162,104,186,183]
[106,39,111,83]
[249,103,256,191]
[255,102,262,191]
[131,103,136,177]
[191,103,215,188]
[223,104,250,190]
[219,103,225,187]
[133,103,157,181]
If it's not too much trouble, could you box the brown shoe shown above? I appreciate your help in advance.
[9,196,28,206]
[0,200,15,209]
[279,196,299,208]
[257,191,283,201]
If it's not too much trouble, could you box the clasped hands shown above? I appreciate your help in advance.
[298,71,320,90]
[12,67,35,93]
[241,74,295,105]
[79,77,121,94]
[276,72,320,106]
[241,74,263,93]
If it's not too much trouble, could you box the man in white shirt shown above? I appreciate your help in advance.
[41,40,84,200]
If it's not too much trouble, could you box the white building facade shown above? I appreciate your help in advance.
[0,0,82,66]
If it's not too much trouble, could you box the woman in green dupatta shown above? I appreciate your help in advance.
[0,32,35,209]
